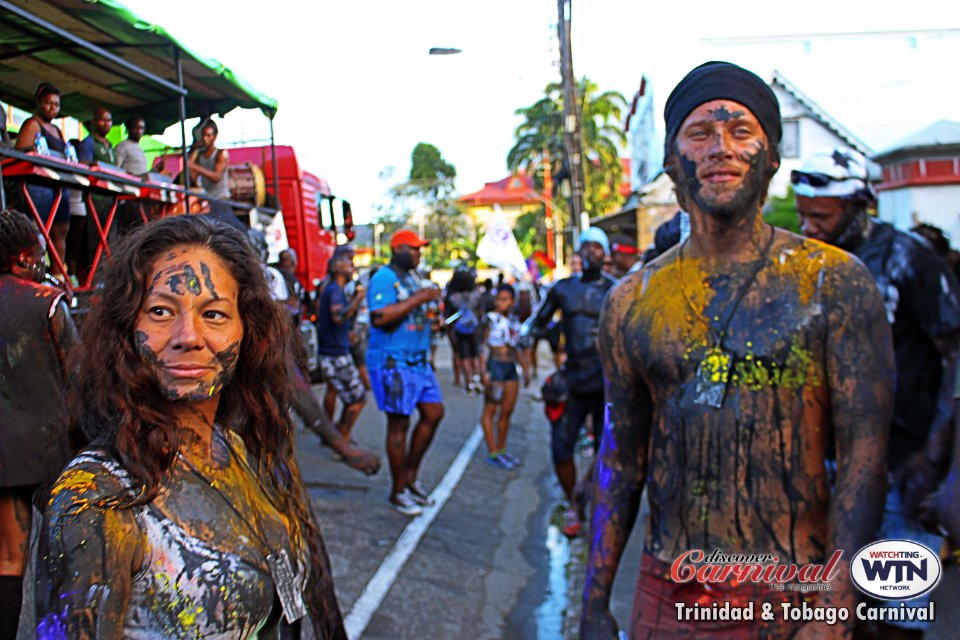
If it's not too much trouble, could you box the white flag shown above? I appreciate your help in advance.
[476,210,527,278]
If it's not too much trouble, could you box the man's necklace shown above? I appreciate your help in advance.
[676,224,776,408]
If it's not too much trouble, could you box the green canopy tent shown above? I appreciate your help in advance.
[0,0,277,131]
[0,0,280,206]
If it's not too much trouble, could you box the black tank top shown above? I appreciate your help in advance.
[27,117,66,153]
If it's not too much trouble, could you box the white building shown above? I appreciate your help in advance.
[873,120,960,246]
[769,71,877,197]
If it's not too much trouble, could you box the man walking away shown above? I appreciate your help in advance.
[0,210,77,636]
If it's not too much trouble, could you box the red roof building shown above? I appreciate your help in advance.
[459,172,540,207]
[458,172,542,233]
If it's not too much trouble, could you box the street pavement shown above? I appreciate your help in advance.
[295,340,959,639]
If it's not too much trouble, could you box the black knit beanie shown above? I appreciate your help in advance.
[664,61,781,148]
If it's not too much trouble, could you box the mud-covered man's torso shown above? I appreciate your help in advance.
[624,232,887,565]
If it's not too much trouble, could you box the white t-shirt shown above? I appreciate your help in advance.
[485,311,520,348]
[115,139,148,175]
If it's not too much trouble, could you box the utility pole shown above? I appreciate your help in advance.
[557,0,585,247]
[542,149,555,267]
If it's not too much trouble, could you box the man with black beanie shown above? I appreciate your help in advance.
[581,62,895,639]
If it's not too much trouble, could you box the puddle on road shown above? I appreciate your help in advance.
[535,521,571,640]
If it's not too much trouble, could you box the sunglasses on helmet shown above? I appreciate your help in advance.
[790,170,864,188]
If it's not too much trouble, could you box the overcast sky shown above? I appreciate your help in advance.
[121,0,959,224]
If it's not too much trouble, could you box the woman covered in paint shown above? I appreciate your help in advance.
[29,215,346,639]
[478,283,531,469]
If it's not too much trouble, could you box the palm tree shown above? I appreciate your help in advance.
[507,78,628,218]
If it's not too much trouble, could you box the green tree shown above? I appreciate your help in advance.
[507,78,628,220]
[764,186,801,234]
[378,143,469,268]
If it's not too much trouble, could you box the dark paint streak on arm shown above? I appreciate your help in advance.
[526,282,561,337]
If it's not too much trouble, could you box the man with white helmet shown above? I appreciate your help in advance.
[794,148,960,640]
[525,227,617,537]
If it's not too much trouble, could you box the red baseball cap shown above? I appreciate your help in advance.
[610,234,639,255]
[390,229,430,249]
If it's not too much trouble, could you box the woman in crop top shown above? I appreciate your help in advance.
[14,82,71,274]
[478,283,530,469]
[27,215,345,639]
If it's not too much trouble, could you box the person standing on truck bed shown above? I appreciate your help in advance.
[13,82,71,276]
[115,115,148,177]
[187,119,245,232]
[114,115,150,235]
[0,209,77,638]
[70,107,118,280]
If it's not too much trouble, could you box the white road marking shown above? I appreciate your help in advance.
[343,427,484,639]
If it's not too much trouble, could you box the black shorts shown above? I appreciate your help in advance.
[544,322,562,354]
[551,391,604,464]
[452,331,479,359]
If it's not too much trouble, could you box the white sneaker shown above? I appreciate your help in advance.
[406,481,435,506]
[390,489,423,516]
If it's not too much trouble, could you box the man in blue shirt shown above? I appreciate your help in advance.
[316,253,367,444]
[367,229,444,516]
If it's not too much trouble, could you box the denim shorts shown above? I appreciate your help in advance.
[369,365,443,416]
[487,359,518,382]
[22,183,71,226]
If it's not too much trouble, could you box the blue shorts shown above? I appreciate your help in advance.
[874,482,942,630]
[370,366,443,416]
[487,359,518,382]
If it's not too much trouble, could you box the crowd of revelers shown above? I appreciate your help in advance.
[2,60,960,639]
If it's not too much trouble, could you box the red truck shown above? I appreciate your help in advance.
[155,144,351,374]
[158,144,344,290]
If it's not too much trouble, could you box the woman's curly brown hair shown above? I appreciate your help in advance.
[66,214,342,636]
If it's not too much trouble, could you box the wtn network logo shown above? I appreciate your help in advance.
[850,540,942,600]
